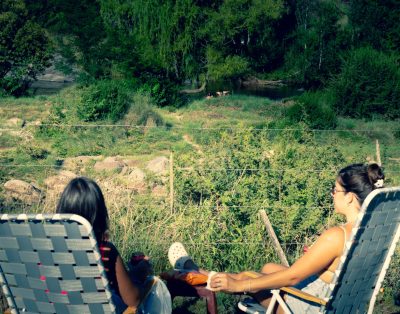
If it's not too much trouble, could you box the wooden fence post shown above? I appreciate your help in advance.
[259,209,289,267]
[375,139,382,166]
[170,152,174,214]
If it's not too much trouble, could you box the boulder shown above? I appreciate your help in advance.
[44,171,77,192]
[128,168,146,182]
[124,168,147,192]
[4,180,43,205]
[151,185,168,198]
[123,159,140,168]
[94,156,125,172]
[5,118,25,128]
[63,155,103,171]
[146,156,169,175]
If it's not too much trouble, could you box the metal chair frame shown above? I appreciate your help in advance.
[0,213,116,314]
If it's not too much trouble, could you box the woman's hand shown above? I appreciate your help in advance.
[210,273,241,293]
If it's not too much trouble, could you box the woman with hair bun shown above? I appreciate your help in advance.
[175,163,385,313]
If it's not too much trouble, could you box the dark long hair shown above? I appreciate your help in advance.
[57,177,109,242]
[337,163,385,204]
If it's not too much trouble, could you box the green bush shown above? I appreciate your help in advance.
[287,91,338,129]
[138,78,186,108]
[174,126,344,248]
[78,80,131,122]
[17,143,49,160]
[330,47,400,119]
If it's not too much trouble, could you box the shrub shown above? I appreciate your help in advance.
[138,78,186,108]
[136,108,164,127]
[17,143,49,160]
[287,91,338,129]
[78,80,131,122]
[206,48,250,81]
[330,47,400,119]
[174,126,344,248]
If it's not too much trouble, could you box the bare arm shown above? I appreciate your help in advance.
[211,227,345,293]
[115,256,141,307]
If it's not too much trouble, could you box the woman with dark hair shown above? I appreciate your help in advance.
[57,177,141,313]
[171,163,385,313]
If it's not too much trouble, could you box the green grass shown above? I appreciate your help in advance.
[0,86,399,313]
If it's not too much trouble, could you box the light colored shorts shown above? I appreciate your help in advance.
[285,275,330,313]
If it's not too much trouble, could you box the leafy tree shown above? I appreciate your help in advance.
[330,47,400,119]
[349,0,400,52]
[204,0,286,78]
[0,0,52,96]
[101,0,205,82]
[284,0,349,88]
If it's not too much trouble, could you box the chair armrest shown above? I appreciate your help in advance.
[242,271,327,306]
[280,287,327,306]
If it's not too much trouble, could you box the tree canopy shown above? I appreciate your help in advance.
[2,0,400,117]
[0,0,52,96]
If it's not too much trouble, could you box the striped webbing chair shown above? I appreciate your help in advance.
[238,186,400,314]
[0,213,116,314]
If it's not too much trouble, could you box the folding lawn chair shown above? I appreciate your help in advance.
[238,186,400,314]
[0,213,117,314]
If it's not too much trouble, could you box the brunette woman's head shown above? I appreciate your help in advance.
[337,163,385,204]
[57,177,109,242]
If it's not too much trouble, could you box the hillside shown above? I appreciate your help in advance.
[0,88,399,313]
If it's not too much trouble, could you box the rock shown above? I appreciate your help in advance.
[146,156,169,175]
[4,180,43,205]
[123,158,140,167]
[31,120,42,126]
[44,171,77,191]
[94,156,125,172]
[151,185,168,197]
[128,168,146,182]
[5,118,25,128]
[124,168,147,192]
[63,155,103,171]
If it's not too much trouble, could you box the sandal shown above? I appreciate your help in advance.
[168,242,192,270]
[238,297,266,314]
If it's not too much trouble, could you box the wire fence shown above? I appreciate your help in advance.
[1,122,399,250]
[1,122,399,132]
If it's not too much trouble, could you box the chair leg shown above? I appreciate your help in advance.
[266,292,277,314]
[206,292,218,314]
[271,290,292,314]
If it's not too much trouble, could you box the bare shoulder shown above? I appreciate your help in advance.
[317,226,346,247]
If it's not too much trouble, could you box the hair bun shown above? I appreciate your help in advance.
[367,163,385,188]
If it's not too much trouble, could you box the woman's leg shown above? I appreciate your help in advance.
[252,263,288,310]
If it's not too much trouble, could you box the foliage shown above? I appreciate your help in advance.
[330,47,400,119]
[174,125,344,246]
[0,0,52,96]
[206,48,249,81]
[17,142,49,160]
[349,0,400,52]
[77,80,131,122]
[203,0,287,74]
[287,91,337,129]
[138,76,187,108]
[100,0,204,81]
[26,0,110,78]
[284,0,349,88]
